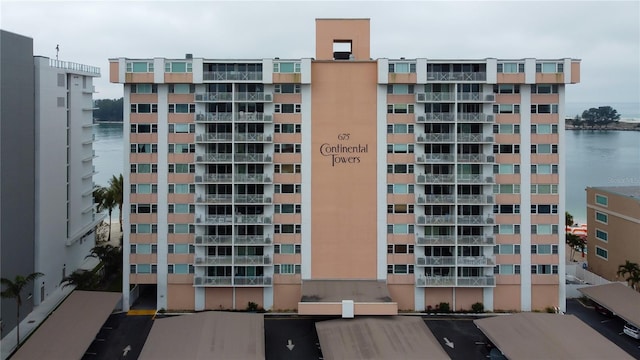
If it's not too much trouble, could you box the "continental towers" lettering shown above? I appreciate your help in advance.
[319,142,369,167]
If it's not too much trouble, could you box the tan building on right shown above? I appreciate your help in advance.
[586,186,640,281]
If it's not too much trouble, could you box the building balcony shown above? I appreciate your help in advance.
[416,276,495,287]
[415,92,455,103]
[456,174,494,184]
[234,194,272,204]
[416,113,455,123]
[194,234,272,245]
[203,71,263,81]
[456,93,495,103]
[456,194,494,204]
[416,235,456,246]
[196,194,233,204]
[456,134,494,143]
[195,112,233,122]
[416,256,495,266]
[196,215,233,224]
[234,173,272,183]
[233,276,272,286]
[235,215,271,224]
[235,112,272,123]
[234,133,273,142]
[235,235,272,245]
[195,133,233,142]
[416,194,455,204]
[416,133,455,143]
[457,276,495,287]
[195,173,233,183]
[195,153,233,163]
[194,92,233,102]
[416,154,455,163]
[235,92,273,102]
[195,234,233,245]
[234,256,271,265]
[416,215,456,225]
[416,276,456,287]
[457,215,494,225]
[458,235,495,246]
[416,174,455,184]
[195,256,233,265]
[192,276,273,287]
[426,71,486,82]
[194,276,232,286]
[234,153,272,163]
[457,113,494,123]
[457,154,494,163]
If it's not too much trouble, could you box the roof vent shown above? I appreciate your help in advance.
[186,53,193,59]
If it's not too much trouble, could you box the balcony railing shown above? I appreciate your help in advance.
[457,154,495,163]
[416,154,455,163]
[235,92,273,102]
[457,256,495,266]
[417,256,456,266]
[234,133,273,142]
[195,234,233,245]
[457,215,494,225]
[235,235,272,245]
[416,215,455,225]
[195,112,233,122]
[234,276,272,286]
[457,113,494,123]
[415,92,455,102]
[195,92,233,102]
[458,235,495,246]
[196,215,233,224]
[457,276,495,287]
[234,174,272,183]
[416,113,456,122]
[196,194,233,203]
[457,174,494,184]
[416,194,455,204]
[195,174,233,183]
[456,134,493,143]
[236,112,271,122]
[235,215,271,224]
[195,153,233,162]
[416,174,455,184]
[426,72,486,82]
[234,256,271,265]
[417,256,495,266]
[456,195,494,204]
[416,235,456,245]
[193,276,273,287]
[234,194,272,204]
[195,133,233,142]
[416,276,456,286]
[195,256,233,265]
[234,153,272,163]
[416,133,455,143]
[203,71,263,81]
[194,276,232,286]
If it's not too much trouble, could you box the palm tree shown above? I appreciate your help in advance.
[1,272,43,346]
[566,233,585,262]
[565,211,574,227]
[617,260,640,288]
[86,245,122,281]
[60,270,99,290]
[108,174,124,232]
[98,188,116,243]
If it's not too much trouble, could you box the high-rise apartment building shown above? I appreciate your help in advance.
[110,19,580,314]
[1,30,103,338]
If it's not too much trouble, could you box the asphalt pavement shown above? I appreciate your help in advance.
[82,313,153,360]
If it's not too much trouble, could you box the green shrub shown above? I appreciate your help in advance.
[471,302,484,313]
[437,302,450,313]
[246,301,259,312]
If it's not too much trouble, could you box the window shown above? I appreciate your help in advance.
[168,163,195,174]
[387,144,414,154]
[168,244,194,254]
[387,264,414,274]
[274,104,301,113]
[169,204,194,214]
[274,264,301,274]
[274,224,301,234]
[531,205,558,214]
[386,244,415,254]
[127,62,154,73]
[131,244,157,254]
[274,184,301,193]
[130,104,158,113]
[494,224,521,235]
[595,194,608,206]
[497,63,524,73]
[493,124,520,134]
[388,63,416,73]
[387,104,415,114]
[131,204,157,214]
[169,84,195,94]
[273,62,301,73]
[274,84,301,93]
[130,143,158,154]
[387,164,414,174]
[493,84,520,94]
[131,124,158,133]
[169,123,195,133]
[493,204,520,214]
[387,204,414,214]
[531,124,558,134]
[595,246,608,260]
[531,244,553,255]
[493,104,520,114]
[274,164,302,174]
[493,144,520,154]
[168,264,194,274]
[169,144,195,154]
[274,244,301,254]
[595,211,608,224]
[595,229,608,242]
[531,104,559,114]
[274,204,302,214]
[275,144,301,153]
[131,184,158,194]
[387,124,414,134]
[494,264,521,275]
[168,104,195,113]
[387,84,415,94]
[169,184,195,194]
[536,62,563,73]
[387,184,415,194]
[531,144,558,154]
[531,224,559,235]
[165,61,192,73]
[493,184,520,194]
[131,163,157,173]
[493,164,520,174]
[386,224,415,234]
[168,224,194,234]
[531,264,558,274]
[494,244,521,255]
[531,184,558,194]
[531,84,558,94]
[531,164,558,174]
[131,84,157,94]
[131,264,155,274]
[274,124,301,133]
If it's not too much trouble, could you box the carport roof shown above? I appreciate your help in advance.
[301,279,392,302]
[474,313,634,360]
[578,282,640,327]
[139,311,264,360]
[11,290,121,360]
[315,316,450,360]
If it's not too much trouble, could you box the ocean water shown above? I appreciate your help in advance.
[92,123,640,225]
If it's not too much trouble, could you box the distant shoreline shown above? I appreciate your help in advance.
[565,122,640,132]
[94,120,123,123]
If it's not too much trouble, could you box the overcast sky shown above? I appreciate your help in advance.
[2,1,639,116]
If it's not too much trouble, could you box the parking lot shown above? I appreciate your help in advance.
[82,313,153,360]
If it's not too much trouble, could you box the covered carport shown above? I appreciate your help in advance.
[139,311,264,360]
[11,290,121,360]
[474,313,633,359]
[578,283,640,328]
[315,316,450,360]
